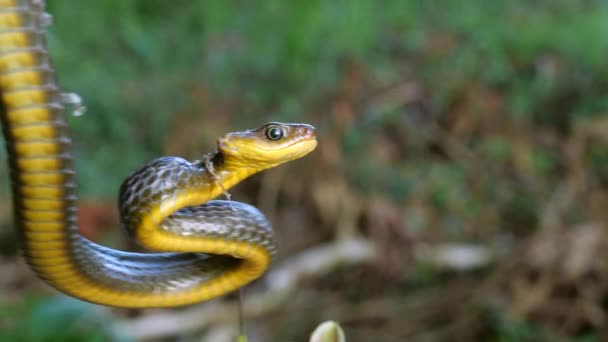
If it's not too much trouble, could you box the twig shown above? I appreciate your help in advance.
[237,288,246,341]
[117,238,378,340]
[202,153,234,209]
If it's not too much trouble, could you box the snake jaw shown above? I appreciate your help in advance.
[217,122,317,170]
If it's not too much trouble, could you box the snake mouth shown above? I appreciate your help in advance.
[218,123,317,156]
[218,137,317,161]
[215,124,317,168]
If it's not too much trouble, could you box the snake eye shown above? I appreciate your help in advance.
[265,126,284,141]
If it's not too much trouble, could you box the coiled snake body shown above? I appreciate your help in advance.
[0,0,316,307]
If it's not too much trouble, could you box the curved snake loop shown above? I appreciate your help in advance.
[0,0,317,307]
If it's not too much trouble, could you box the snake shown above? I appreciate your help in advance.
[0,0,317,307]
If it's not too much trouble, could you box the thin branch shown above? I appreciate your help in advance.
[118,238,378,340]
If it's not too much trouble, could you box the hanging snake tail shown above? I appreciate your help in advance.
[0,0,263,307]
[0,0,318,308]
[0,0,83,291]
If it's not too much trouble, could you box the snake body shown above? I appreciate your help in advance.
[0,0,316,307]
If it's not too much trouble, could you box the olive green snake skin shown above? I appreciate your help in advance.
[0,0,317,307]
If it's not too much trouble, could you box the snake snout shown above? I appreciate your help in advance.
[297,124,316,140]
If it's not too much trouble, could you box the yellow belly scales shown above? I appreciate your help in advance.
[0,0,280,308]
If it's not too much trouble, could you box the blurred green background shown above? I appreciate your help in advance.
[1,0,608,341]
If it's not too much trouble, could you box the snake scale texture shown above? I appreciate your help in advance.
[0,0,316,307]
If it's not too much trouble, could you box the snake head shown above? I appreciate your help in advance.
[218,122,317,169]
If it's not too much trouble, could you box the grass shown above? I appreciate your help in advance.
[32,0,607,199]
[0,0,607,340]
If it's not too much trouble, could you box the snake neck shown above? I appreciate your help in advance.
[204,151,261,194]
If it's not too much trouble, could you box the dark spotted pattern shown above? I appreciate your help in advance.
[67,156,276,292]
[118,157,205,235]
[0,0,280,303]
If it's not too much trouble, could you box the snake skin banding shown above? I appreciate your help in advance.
[0,0,316,307]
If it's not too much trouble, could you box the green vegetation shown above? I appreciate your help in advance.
[0,296,129,341]
[38,0,607,199]
[0,0,607,340]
